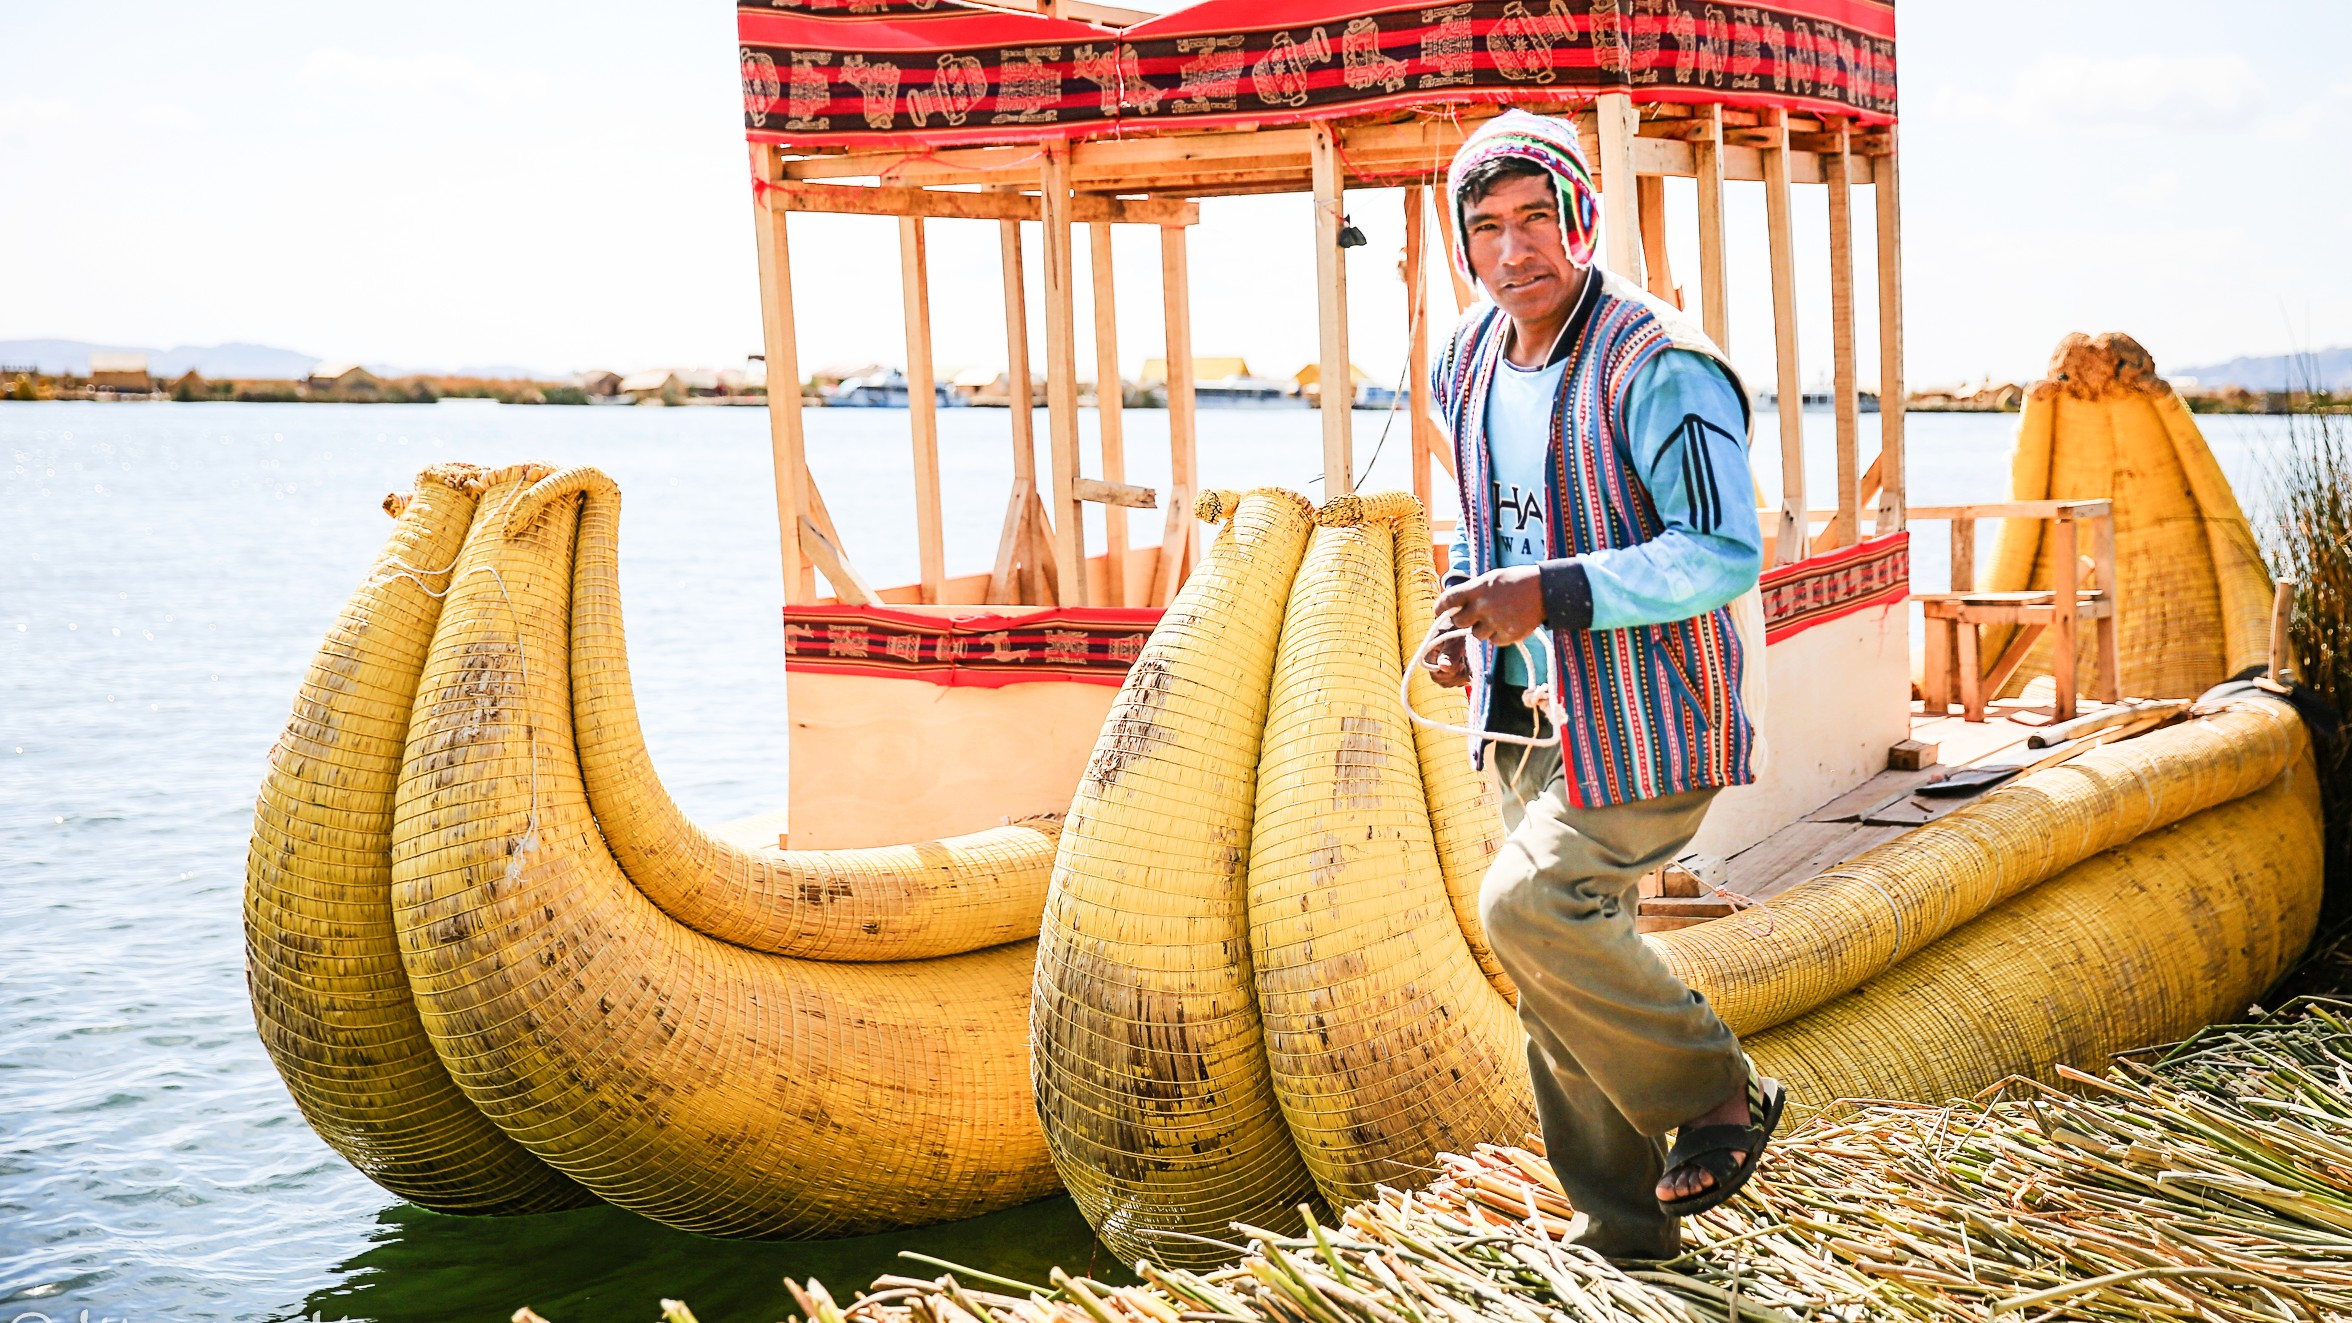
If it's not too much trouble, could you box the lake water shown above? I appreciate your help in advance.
[0,399,2297,1322]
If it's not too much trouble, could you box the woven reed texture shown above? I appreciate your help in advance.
[1984,333,2274,698]
[1751,743,2321,1117]
[388,470,1058,1237]
[1366,493,1513,1000]
[1032,487,1322,1269]
[243,464,590,1214]
[1248,505,1534,1207]
[1654,700,2299,1037]
[516,465,1058,960]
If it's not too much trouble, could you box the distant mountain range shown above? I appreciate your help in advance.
[0,338,565,381]
[2172,348,2352,393]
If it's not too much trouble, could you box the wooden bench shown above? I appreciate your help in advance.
[1911,500,2120,722]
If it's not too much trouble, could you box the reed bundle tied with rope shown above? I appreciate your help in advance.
[248,464,1066,1235]
[255,472,2316,1246]
[1037,485,2316,1260]
[684,1000,2352,1323]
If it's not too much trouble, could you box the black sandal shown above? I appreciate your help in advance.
[1658,1073,1786,1218]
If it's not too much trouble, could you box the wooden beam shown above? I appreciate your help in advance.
[1073,476,1157,508]
[996,212,1039,603]
[1040,144,1086,603]
[1809,449,1882,556]
[766,180,1198,227]
[1825,120,1860,552]
[749,144,813,606]
[898,215,945,602]
[1310,122,1354,497]
[1596,92,1642,279]
[800,516,877,606]
[1160,221,1199,591]
[1907,499,2111,521]
[987,478,1033,605]
[776,117,1870,191]
[1153,482,1194,608]
[1429,184,1474,313]
[1088,221,1130,605]
[1636,174,1674,305]
[1694,104,1730,355]
[1405,185,1435,515]
[1025,483,1060,602]
[1874,128,1907,535]
[1761,110,1806,568]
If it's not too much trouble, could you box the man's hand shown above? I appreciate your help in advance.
[1425,632,1471,688]
[1432,566,1548,673]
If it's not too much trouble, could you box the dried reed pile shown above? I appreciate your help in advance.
[694,1001,2352,1323]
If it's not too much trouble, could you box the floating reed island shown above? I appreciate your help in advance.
[618,1000,2352,1323]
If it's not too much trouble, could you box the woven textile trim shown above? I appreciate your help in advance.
[1759,529,1908,644]
[784,538,1904,688]
[737,0,1898,150]
[783,605,1162,686]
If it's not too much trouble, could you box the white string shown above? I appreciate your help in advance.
[373,549,467,599]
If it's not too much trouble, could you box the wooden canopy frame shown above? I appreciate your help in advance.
[750,91,1905,609]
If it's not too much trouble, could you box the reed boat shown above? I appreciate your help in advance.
[243,0,2320,1257]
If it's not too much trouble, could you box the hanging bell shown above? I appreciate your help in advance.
[1336,218,1368,249]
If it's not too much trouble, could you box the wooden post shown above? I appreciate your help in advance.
[2051,512,2079,721]
[1596,92,1643,281]
[1636,174,1674,304]
[1159,221,1198,596]
[1088,221,1129,605]
[1041,146,1086,603]
[1694,104,1730,355]
[998,216,1042,604]
[1950,515,1976,593]
[750,144,814,605]
[1824,120,1860,552]
[2095,511,2121,701]
[1873,128,1907,535]
[1405,185,1434,515]
[1761,109,1806,567]
[899,215,945,602]
[1310,122,1354,496]
[1921,618,1952,714]
[1957,620,1982,722]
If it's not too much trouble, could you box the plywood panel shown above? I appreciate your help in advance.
[786,670,1119,849]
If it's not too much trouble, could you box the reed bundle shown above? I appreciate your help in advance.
[1984,332,2274,699]
[707,1000,2352,1323]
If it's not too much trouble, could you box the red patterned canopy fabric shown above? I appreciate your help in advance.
[739,0,1894,151]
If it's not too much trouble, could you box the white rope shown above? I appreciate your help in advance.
[1398,612,1567,749]
[377,495,546,884]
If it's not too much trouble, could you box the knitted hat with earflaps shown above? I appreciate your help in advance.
[1444,108,1602,284]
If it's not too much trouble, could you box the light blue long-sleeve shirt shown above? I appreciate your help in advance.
[1448,347,1761,635]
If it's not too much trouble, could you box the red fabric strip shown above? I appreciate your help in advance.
[1759,530,1911,644]
[783,605,1163,688]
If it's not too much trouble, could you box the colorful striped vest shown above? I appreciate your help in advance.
[1437,270,1757,808]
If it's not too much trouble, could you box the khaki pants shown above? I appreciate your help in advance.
[1479,740,1747,1258]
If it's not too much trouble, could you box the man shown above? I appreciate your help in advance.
[1424,109,1784,1262]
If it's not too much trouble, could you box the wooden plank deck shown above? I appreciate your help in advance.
[1636,692,2119,932]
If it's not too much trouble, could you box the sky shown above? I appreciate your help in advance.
[1,2,2347,389]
